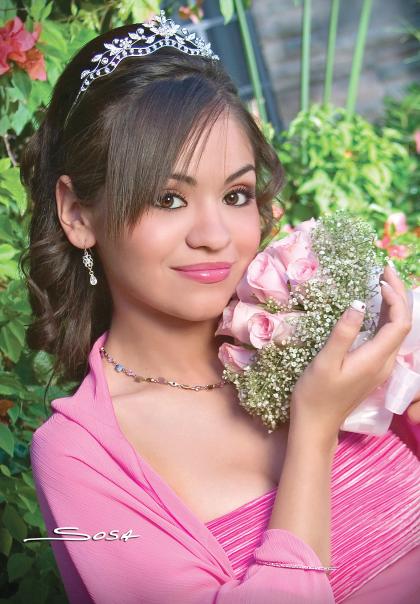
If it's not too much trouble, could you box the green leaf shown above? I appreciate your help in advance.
[0,322,25,363]
[0,527,13,556]
[29,0,46,21]
[17,575,49,604]
[22,509,45,529]
[2,504,27,541]
[10,102,31,136]
[0,463,11,477]
[32,350,54,382]
[220,0,235,24]
[0,423,14,457]
[11,70,32,103]
[297,170,329,194]
[0,371,25,396]
[0,115,11,136]
[7,553,33,582]
[8,319,27,349]
[0,158,11,172]
[39,20,68,56]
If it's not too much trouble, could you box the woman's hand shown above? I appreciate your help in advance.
[289,263,412,446]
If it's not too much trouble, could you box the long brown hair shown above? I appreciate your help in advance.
[19,23,285,387]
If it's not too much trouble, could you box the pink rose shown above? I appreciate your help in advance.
[282,223,295,233]
[238,251,290,305]
[230,301,261,345]
[215,298,238,337]
[294,218,317,233]
[287,253,319,284]
[268,230,312,269]
[248,311,298,349]
[236,270,260,304]
[385,212,408,235]
[218,342,255,373]
[248,311,278,349]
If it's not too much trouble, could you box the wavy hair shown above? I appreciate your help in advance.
[19,23,285,387]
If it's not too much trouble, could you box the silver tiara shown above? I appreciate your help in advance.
[65,9,220,124]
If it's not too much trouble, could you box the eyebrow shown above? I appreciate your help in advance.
[169,164,256,186]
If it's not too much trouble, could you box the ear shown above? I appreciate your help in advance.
[56,175,97,250]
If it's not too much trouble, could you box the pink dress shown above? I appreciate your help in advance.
[30,330,420,603]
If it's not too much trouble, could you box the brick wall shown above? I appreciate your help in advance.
[250,0,420,125]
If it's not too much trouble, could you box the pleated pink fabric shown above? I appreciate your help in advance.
[205,429,420,603]
[30,330,420,603]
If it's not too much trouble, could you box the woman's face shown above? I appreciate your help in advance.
[95,111,262,323]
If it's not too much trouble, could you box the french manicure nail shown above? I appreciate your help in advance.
[350,300,366,313]
[385,257,399,274]
[380,279,391,288]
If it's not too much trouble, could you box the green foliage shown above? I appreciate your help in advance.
[273,102,417,229]
[0,1,175,601]
[379,82,420,228]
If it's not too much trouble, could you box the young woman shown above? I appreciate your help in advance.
[20,11,419,604]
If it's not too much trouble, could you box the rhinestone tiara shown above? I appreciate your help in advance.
[65,9,220,125]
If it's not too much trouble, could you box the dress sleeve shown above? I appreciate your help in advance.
[30,420,336,604]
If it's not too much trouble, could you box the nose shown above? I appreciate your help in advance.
[185,198,232,250]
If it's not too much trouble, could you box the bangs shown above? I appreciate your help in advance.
[102,75,228,242]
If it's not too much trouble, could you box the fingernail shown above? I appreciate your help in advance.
[385,257,399,274]
[350,300,366,313]
[380,279,392,288]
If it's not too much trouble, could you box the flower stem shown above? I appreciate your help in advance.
[346,0,373,117]
[234,0,268,123]
[323,0,340,106]
[301,0,312,111]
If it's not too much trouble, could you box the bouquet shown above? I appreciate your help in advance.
[216,210,420,436]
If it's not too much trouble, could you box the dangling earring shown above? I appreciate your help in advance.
[82,247,97,285]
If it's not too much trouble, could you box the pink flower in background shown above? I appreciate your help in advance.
[385,212,408,235]
[282,223,295,233]
[215,299,237,337]
[0,16,45,80]
[18,45,46,80]
[271,204,284,219]
[238,251,290,305]
[414,130,420,154]
[217,342,255,373]
[387,244,410,259]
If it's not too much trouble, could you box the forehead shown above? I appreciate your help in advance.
[172,111,255,179]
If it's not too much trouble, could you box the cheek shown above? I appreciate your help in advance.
[234,207,263,255]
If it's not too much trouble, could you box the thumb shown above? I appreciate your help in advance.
[320,300,366,366]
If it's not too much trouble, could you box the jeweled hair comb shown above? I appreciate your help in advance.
[65,9,220,124]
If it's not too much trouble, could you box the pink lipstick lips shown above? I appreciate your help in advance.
[172,262,233,284]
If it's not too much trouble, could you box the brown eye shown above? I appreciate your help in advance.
[224,187,255,206]
[154,191,186,210]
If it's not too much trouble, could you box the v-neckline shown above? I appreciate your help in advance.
[93,330,242,576]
